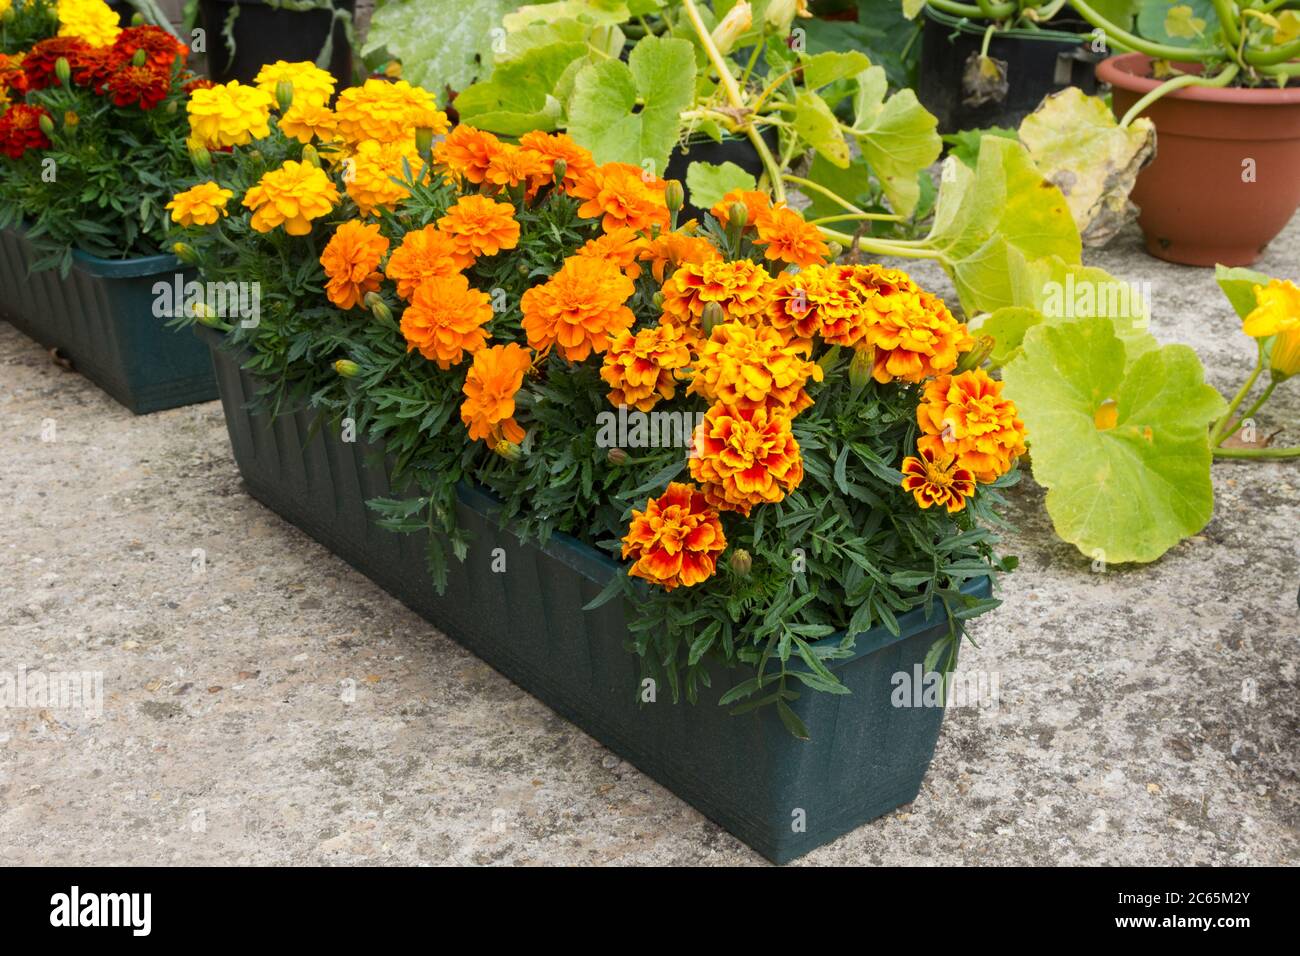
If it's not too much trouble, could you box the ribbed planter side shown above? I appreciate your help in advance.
[202,328,990,863]
[0,228,217,414]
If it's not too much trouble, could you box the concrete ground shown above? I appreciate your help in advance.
[1,213,1296,867]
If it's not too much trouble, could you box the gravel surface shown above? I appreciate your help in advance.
[1,213,1296,866]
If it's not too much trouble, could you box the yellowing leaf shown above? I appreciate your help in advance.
[1018,88,1155,247]
[1002,317,1225,563]
[1165,4,1206,39]
[794,90,851,168]
[850,66,941,217]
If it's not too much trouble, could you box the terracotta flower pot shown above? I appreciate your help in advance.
[1097,53,1300,267]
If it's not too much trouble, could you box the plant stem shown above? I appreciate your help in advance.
[1119,62,1240,127]
[1209,341,1264,445]
[819,226,945,260]
[1070,0,1218,61]
[783,174,868,215]
[927,0,1016,19]
[810,212,906,226]
[1219,380,1277,441]
[1212,445,1300,459]
[679,0,786,203]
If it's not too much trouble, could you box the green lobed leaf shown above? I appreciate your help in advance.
[684,160,756,210]
[849,66,940,218]
[1002,317,1226,563]
[364,0,516,94]
[1214,264,1272,321]
[454,41,588,135]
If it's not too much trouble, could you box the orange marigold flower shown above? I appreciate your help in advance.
[433,124,502,184]
[661,258,771,327]
[346,138,424,216]
[520,255,635,362]
[460,342,532,445]
[437,195,520,268]
[917,369,1026,483]
[900,447,975,513]
[765,268,825,343]
[400,274,494,370]
[688,322,822,415]
[690,403,803,516]
[333,78,448,146]
[711,188,770,228]
[384,225,462,301]
[577,227,645,279]
[570,162,670,234]
[242,159,339,235]
[483,142,553,190]
[518,130,595,192]
[635,229,720,284]
[621,482,727,591]
[754,204,830,267]
[855,265,973,382]
[279,102,337,144]
[599,322,694,412]
[320,220,389,310]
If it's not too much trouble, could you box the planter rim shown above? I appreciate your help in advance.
[199,327,994,675]
[1098,52,1300,105]
[923,4,1090,42]
[7,222,181,278]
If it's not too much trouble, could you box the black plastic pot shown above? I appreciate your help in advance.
[0,228,217,414]
[199,326,993,863]
[917,6,1100,132]
[199,0,355,88]
[666,127,780,219]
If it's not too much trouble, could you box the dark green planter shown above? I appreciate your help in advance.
[0,227,218,414]
[201,327,991,863]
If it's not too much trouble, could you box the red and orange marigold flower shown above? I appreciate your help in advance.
[437,195,520,268]
[688,322,823,415]
[102,64,171,110]
[460,342,533,445]
[570,162,670,234]
[900,447,976,513]
[520,255,635,362]
[599,322,695,412]
[400,274,494,369]
[0,103,52,158]
[320,220,389,311]
[635,229,719,284]
[916,369,1026,483]
[384,224,462,301]
[661,258,771,328]
[858,266,972,383]
[577,227,645,279]
[621,482,727,591]
[711,188,770,228]
[518,130,594,192]
[690,403,804,516]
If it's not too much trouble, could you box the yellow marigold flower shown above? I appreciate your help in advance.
[384,224,462,301]
[1242,278,1300,338]
[518,130,595,192]
[483,142,553,190]
[688,321,823,415]
[621,482,727,591]
[333,78,447,146]
[857,265,972,382]
[166,181,234,227]
[433,125,502,185]
[570,162,670,234]
[346,138,423,216]
[254,60,336,110]
[710,188,770,228]
[187,81,274,150]
[320,220,389,311]
[635,229,720,284]
[521,255,636,362]
[461,342,532,445]
[690,403,803,516]
[56,0,121,47]
[400,274,494,370]
[900,447,975,513]
[917,369,1026,483]
[754,204,830,267]
[599,322,694,412]
[242,159,339,235]
[577,227,645,279]
[661,258,771,328]
[437,195,520,268]
[278,102,337,144]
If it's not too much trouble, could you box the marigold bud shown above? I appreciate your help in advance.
[55,57,71,87]
[333,359,360,378]
[300,144,320,168]
[652,291,665,309]
[275,79,294,113]
[131,12,144,25]
[954,335,994,373]
[1,6,15,24]
[727,201,749,231]
[38,114,54,137]
[63,111,78,128]
[701,301,725,337]
[606,447,628,466]
[849,344,874,390]
[729,549,752,577]
[132,49,147,68]
[190,301,221,326]
[415,126,434,161]
[552,159,567,184]
[364,292,393,324]
[825,240,843,261]
[494,439,522,461]
[189,143,211,170]
[664,179,684,214]
[172,242,199,265]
